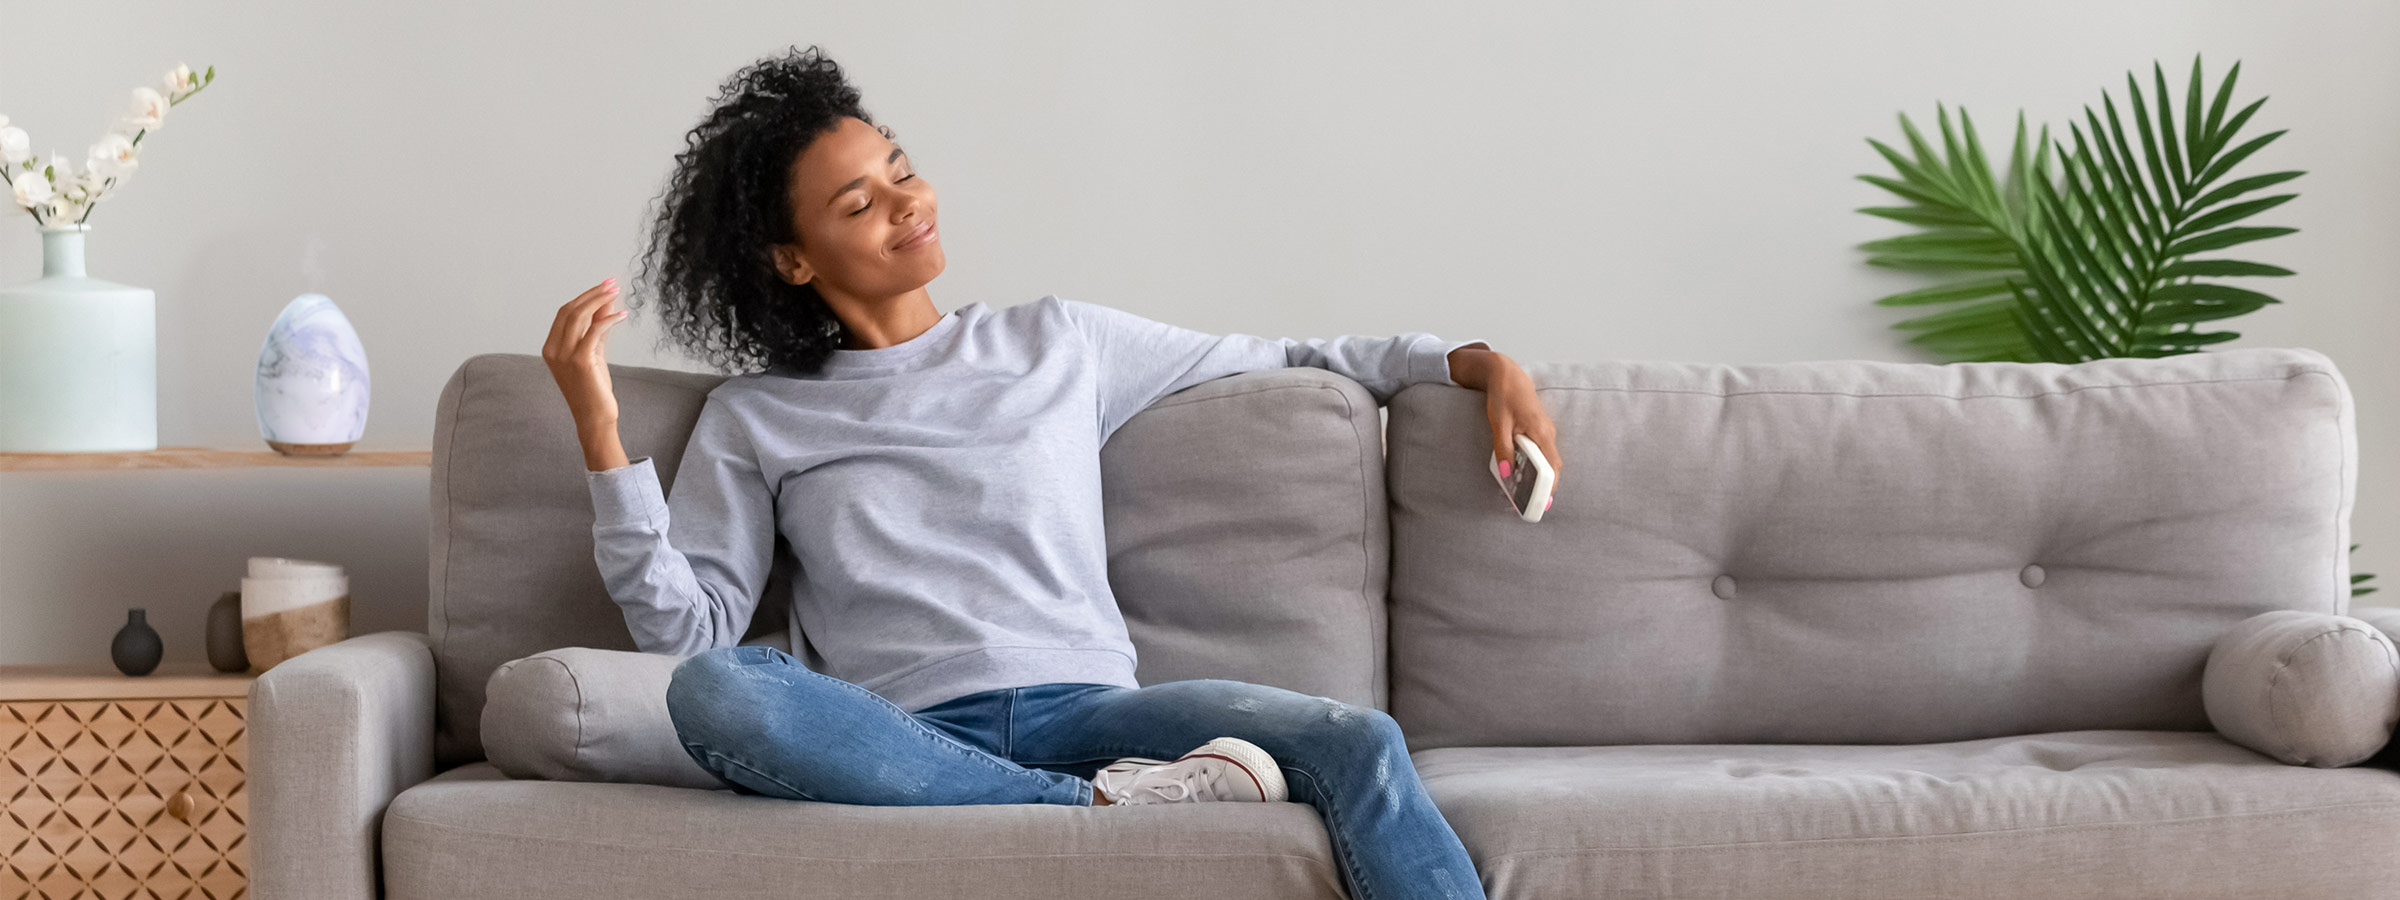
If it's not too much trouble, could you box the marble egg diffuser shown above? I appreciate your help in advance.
[254,293,370,454]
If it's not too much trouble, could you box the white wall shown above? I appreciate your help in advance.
[2,0,2392,666]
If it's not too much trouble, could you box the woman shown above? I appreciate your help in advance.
[541,44,1562,900]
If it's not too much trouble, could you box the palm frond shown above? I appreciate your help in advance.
[1855,107,2049,359]
[1858,54,2301,363]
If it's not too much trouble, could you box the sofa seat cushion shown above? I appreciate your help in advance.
[1415,729,2400,900]
[383,761,1349,900]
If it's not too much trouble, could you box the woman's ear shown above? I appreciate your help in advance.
[772,244,814,287]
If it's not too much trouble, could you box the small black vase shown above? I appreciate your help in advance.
[207,591,249,673]
[111,608,163,676]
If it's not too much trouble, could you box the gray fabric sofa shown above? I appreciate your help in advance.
[247,345,2396,899]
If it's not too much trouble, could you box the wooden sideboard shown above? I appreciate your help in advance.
[0,664,255,899]
[0,446,421,896]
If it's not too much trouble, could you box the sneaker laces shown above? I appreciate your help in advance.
[1099,758,1220,804]
[1134,764,1217,803]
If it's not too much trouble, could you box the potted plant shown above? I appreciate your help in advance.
[0,62,216,452]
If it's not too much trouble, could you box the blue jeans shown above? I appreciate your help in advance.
[665,644,1487,900]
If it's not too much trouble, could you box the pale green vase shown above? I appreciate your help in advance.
[0,224,158,452]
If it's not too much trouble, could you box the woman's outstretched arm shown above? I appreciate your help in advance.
[1050,294,1562,491]
[1049,295,1490,441]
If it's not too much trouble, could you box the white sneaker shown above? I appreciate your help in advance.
[1091,736,1289,804]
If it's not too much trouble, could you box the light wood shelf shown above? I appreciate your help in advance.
[0,661,254,701]
[0,445,432,472]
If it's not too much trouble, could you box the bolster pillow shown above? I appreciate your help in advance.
[481,630,791,789]
[2202,610,2400,767]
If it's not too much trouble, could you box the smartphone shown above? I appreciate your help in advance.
[1489,433,1556,523]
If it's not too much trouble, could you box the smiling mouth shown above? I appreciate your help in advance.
[895,221,939,250]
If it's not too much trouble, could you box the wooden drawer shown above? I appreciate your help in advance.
[1,669,251,899]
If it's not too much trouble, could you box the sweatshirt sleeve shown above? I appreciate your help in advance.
[1051,295,1490,441]
[584,396,778,657]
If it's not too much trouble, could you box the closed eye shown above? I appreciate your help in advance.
[851,174,917,216]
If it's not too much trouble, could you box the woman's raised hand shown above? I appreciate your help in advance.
[543,277,634,470]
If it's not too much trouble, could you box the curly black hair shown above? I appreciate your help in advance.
[631,44,890,376]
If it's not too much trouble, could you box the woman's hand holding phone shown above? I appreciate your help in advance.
[1491,434,1557,522]
[1473,354,1563,521]
[543,277,633,472]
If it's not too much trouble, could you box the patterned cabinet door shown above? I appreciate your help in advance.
[1,696,250,899]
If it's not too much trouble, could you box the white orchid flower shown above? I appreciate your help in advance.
[90,133,136,167]
[126,87,168,131]
[11,170,53,207]
[164,64,197,96]
[0,126,27,166]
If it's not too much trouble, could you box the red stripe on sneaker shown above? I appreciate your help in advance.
[1180,752,1267,799]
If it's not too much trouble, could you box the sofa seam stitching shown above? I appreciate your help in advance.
[555,656,589,766]
[436,354,474,761]
[383,811,1342,870]
[1470,799,2400,862]
[2266,628,2352,763]
[2329,367,2349,615]
[1515,371,2318,401]
[2370,624,2400,758]
[1332,382,1383,709]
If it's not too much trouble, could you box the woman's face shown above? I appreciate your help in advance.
[772,116,943,300]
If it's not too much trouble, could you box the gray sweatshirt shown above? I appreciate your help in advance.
[585,294,1486,713]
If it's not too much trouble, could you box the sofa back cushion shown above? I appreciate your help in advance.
[430,353,1391,767]
[1095,366,1394,710]
[1383,347,2358,751]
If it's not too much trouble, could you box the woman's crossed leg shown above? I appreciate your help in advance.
[663,644,1092,806]
[662,646,1486,899]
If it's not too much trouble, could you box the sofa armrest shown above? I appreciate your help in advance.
[2202,610,2400,767]
[248,630,438,900]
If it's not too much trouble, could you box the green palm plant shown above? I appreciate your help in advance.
[1858,54,2298,362]
[1855,54,2375,598]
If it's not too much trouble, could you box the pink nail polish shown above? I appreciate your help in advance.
[1499,460,1511,478]
[1544,497,1553,511]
